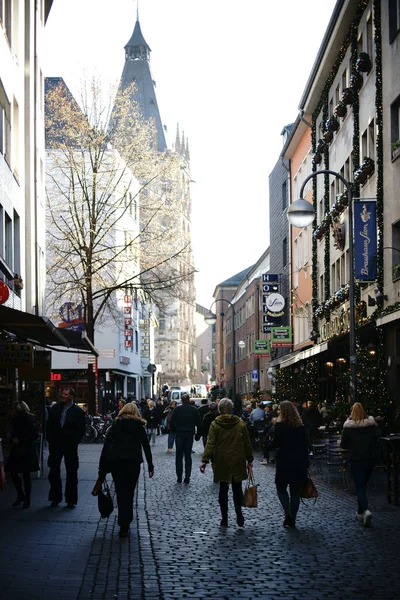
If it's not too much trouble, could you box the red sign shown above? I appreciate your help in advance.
[51,373,62,380]
[0,282,10,304]
[124,340,132,348]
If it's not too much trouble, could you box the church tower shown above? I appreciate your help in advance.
[118,9,197,389]
[119,14,166,152]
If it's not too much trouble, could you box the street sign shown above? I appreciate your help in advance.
[251,369,258,382]
[262,273,279,283]
[271,326,292,348]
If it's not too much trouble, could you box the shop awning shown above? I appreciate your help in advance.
[271,341,329,369]
[0,305,98,356]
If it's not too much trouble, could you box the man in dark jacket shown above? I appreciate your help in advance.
[46,387,85,508]
[170,393,202,484]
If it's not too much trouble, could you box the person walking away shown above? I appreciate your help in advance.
[271,401,309,528]
[302,401,323,448]
[46,387,85,508]
[260,417,277,466]
[6,401,39,509]
[163,400,177,451]
[143,400,157,445]
[200,398,253,528]
[98,403,154,537]
[155,398,164,436]
[340,402,380,527]
[169,393,202,484]
[202,402,219,448]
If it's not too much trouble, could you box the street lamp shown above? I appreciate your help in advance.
[204,299,243,414]
[287,169,356,404]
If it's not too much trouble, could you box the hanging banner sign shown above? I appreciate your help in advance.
[254,339,270,357]
[354,200,377,281]
[271,326,292,348]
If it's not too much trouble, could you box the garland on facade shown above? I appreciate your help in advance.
[374,0,384,293]
[323,102,331,320]
[311,122,319,339]
[275,361,319,404]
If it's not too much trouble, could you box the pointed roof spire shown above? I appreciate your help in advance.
[181,130,185,156]
[185,138,190,162]
[124,5,151,60]
[175,124,181,153]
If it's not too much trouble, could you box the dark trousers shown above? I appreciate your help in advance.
[11,471,31,501]
[349,460,374,514]
[112,463,141,529]
[218,479,243,517]
[175,432,194,480]
[276,483,301,519]
[48,445,79,505]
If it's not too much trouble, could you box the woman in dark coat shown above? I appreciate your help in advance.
[340,402,380,527]
[6,401,39,509]
[163,400,177,451]
[98,403,154,537]
[200,398,253,528]
[272,400,309,528]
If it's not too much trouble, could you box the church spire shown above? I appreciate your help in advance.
[175,124,181,153]
[124,9,151,61]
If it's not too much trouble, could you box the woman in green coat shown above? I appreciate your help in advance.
[200,398,253,528]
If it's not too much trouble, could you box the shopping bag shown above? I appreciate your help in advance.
[242,472,258,508]
[300,477,318,500]
[97,479,114,518]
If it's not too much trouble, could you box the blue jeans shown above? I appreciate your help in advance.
[276,483,301,519]
[168,431,176,449]
[349,460,374,513]
[175,431,194,481]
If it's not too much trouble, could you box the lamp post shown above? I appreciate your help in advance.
[204,299,245,414]
[287,169,356,405]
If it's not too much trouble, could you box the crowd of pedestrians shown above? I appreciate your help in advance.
[4,386,388,537]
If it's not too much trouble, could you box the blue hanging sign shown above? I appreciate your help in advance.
[354,200,377,281]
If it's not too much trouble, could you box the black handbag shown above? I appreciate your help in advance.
[98,479,114,518]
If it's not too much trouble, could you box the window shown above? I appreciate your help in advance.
[283,237,287,268]
[282,180,287,211]
[158,318,165,331]
[389,0,400,43]
[135,330,139,353]
[341,68,348,93]
[13,209,20,276]
[391,96,400,158]
[392,221,400,280]
[0,84,11,162]
[5,212,12,265]
[293,238,299,288]
[361,120,375,162]
[366,15,373,58]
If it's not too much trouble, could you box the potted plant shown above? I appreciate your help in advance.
[354,168,368,185]
[323,130,334,143]
[333,102,347,118]
[313,152,322,165]
[356,52,372,73]
[362,157,375,175]
[349,72,363,91]
[392,140,400,160]
[325,116,340,133]
[340,87,354,105]
[316,139,326,154]
[13,274,23,290]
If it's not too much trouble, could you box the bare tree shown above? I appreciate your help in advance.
[45,77,195,412]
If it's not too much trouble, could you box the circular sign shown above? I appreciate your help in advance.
[147,363,157,374]
[265,293,285,313]
[0,281,10,304]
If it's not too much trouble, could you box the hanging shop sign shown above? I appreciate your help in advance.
[262,273,279,283]
[124,296,133,349]
[354,200,377,281]
[261,275,283,331]
[271,327,292,348]
[0,282,10,305]
[254,339,270,357]
[0,343,33,367]
[319,310,351,342]
[58,302,85,332]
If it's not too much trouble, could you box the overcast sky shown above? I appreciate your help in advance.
[44,0,337,310]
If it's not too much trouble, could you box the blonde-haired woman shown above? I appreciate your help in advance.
[6,401,39,509]
[98,402,154,537]
[271,400,309,528]
[340,402,379,527]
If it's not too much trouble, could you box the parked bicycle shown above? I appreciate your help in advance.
[81,413,113,443]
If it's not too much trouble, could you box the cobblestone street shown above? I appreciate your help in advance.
[1,439,400,600]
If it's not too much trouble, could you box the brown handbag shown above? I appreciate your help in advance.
[242,472,258,508]
[300,477,318,499]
